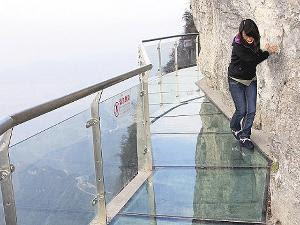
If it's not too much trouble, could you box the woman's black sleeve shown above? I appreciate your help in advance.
[256,50,270,64]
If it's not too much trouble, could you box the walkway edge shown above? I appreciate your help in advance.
[196,78,274,163]
[90,170,152,225]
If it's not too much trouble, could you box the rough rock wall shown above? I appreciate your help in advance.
[191,0,300,224]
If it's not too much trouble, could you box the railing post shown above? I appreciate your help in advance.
[196,35,200,77]
[90,91,107,225]
[157,40,163,106]
[174,41,179,97]
[0,129,17,225]
[141,70,153,171]
[137,48,153,172]
[174,41,178,75]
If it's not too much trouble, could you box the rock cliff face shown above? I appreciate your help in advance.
[191,0,300,224]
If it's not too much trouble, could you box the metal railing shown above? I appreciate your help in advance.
[141,33,199,104]
[0,33,199,225]
[0,65,152,225]
[0,66,151,136]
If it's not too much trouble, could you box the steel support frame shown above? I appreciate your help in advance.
[174,41,179,97]
[157,40,163,105]
[90,91,107,225]
[0,129,17,225]
[138,47,153,172]
[196,35,200,79]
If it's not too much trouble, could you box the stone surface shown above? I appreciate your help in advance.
[191,0,300,224]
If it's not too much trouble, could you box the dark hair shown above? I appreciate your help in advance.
[239,19,261,51]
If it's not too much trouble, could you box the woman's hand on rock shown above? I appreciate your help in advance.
[265,43,278,54]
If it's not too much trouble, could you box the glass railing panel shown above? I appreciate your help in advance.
[148,68,200,88]
[144,44,160,78]
[121,168,268,222]
[152,134,268,167]
[177,36,197,69]
[9,110,96,225]
[160,41,177,74]
[99,84,141,203]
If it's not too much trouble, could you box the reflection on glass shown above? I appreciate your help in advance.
[193,168,266,221]
[99,85,141,202]
[160,41,176,74]
[121,168,267,222]
[143,37,198,79]
[152,134,268,167]
[111,215,241,225]
[113,93,269,224]
[151,97,268,167]
[177,37,197,69]
[9,110,96,225]
[145,44,160,78]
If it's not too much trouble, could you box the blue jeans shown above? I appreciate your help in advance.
[228,78,257,138]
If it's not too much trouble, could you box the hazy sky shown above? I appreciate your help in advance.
[0,0,190,141]
[0,0,189,116]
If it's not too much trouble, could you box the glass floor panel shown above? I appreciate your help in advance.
[148,90,204,106]
[150,99,220,118]
[150,113,232,134]
[148,67,201,81]
[120,168,267,223]
[149,97,207,118]
[110,67,269,225]
[158,75,200,84]
[110,215,242,225]
[152,134,268,167]
[148,82,200,93]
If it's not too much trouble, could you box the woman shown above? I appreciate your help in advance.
[228,19,277,149]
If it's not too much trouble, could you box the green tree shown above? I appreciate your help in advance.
[163,8,198,73]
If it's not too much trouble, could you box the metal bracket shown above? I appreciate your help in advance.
[143,146,148,154]
[0,164,15,182]
[92,196,98,206]
[86,118,100,128]
[91,194,105,206]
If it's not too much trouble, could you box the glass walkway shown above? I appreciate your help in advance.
[0,34,270,225]
[109,67,270,225]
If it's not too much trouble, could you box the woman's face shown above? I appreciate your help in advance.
[242,31,254,44]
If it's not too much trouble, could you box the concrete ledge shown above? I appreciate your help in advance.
[90,170,152,225]
[196,78,274,163]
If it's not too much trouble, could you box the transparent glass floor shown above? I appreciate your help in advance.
[110,67,270,225]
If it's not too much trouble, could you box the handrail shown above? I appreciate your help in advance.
[142,33,199,43]
[0,64,152,136]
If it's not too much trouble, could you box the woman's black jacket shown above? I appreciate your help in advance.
[228,37,269,80]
